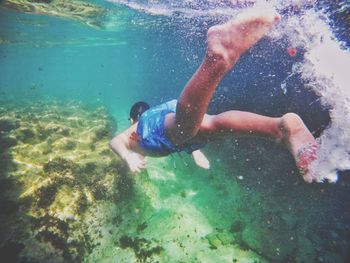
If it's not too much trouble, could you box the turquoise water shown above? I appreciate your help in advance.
[1,0,350,262]
[0,6,184,124]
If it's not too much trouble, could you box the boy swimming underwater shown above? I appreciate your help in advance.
[110,7,319,183]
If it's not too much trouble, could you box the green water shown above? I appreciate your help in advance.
[1,1,350,262]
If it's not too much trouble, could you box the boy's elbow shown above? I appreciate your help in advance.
[109,136,119,151]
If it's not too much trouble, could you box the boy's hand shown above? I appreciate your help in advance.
[192,150,210,169]
[126,152,147,173]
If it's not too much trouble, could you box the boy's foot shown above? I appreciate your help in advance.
[192,150,210,169]
[279,113,319,182]
[206,7,281,72]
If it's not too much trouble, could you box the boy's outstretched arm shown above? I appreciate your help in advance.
[110,133,147,173]
[191,150,210,169]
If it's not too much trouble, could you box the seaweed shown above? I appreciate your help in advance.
[16,127,35,143]
[137,222,148,234]
[43,157,78,175]
[90,182,108,200]
[119,235,163,262]
[44,124,70,137]
[35,183,58,208]
[0,118,19,132]
[32,214,69,235]
[31,214,85,262]
[74,192,88,214]
[80,162,97,176]
[94,126,110,141]
[63,140,77,150]
[117,173,133,201]
[0,134,17,149]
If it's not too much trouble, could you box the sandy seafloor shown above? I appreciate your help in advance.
[1,0,350,263]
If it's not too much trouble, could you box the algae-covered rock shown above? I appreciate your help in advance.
[16,127,36,142]
[206,230,234,250]
[0,134,17,148]
[0,0,108,28]
[0,98,124,262]
[119,235,163,262]
[43,157,78,174]
[208,236,222,249]
[0,117,19,132]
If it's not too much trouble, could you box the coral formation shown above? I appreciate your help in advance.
[0,0,108,28]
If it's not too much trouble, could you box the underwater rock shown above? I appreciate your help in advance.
[0,0,108,28]
[16,127,35,143]
[137,222,148,234]
[44,124,70,137]
[43,157,78,175]
[0,98,124,262]
[35,182,59,208]
[206,233,223,249]
[0,117,19,132]
[94,125,111,141]
[62,139,77,150]
[0,134,17,149]
[216,231,234,246]
[119,235,163,262]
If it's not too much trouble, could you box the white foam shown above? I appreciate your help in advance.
[273,7,350,182]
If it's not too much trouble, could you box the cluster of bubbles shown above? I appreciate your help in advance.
[107,0,315,17]
[264,0,349,182]
[107,0,349,182]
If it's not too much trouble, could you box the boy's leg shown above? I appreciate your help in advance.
[164,8,281,145]
[199,111,315,156]
[199,111,282,141]
[197,111,317,182]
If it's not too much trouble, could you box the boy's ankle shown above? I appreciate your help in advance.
[204,51,238,74]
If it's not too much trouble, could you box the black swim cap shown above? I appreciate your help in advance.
[129,101,150,122]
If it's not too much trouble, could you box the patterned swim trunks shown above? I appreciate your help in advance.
[136,99,206,155]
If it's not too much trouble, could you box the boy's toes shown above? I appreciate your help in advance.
[296,141,320,182]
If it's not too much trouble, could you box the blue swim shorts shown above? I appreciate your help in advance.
[136,99,206,155]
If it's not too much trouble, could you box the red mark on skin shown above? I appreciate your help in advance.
[130,131,139,141]
[287,47,297,57]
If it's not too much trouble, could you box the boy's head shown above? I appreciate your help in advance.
[129,101,150,123]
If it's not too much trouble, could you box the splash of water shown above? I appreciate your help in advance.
[285,11,350,182]
[267,0,349,182]
[107,0,350,182]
